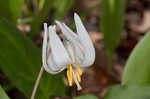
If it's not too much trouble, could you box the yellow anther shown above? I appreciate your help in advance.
[67,69,72,86]
[76,71,81,82]
[77,67,82,76]
[69,65,73,76]
[69,65,73,85]
[67,65,82,87]
[67,65,73,86]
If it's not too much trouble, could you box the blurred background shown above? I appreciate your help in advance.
[0,0,150,99]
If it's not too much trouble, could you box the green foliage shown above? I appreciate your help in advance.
[104,31,150,99]
[0,86,9,99]
[74,94,98,99]
[54,0,74,20]
[29,0,74,39]
[104,85,150,99]
[122,31,150,85]
[101,0,126,68]
[29,0,54,39]
[0,17,67,99]
[25,0,32,7]
[0,0,24,23]
[39,0,45,10]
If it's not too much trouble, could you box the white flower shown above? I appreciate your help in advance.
[42,13,95,90]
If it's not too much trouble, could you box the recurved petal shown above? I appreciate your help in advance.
[42,23,49,72]
[56,21,84,65]
[71,43,84,65]
[63,41,75,63]
[48,26,72,69]
[74,13,95,67]
[56,21,79,42]
[43,56,65,74]
[46,55,66,74]
[42,23,60,74]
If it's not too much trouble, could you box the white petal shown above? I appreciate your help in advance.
[64,41,84,66]
[47,55,66,73]
[56,21,84,65]
[74,13,95,67]
[42,23,47,66]
[70,42,84,65]
[42,23,49,72]
[63,41,75,62]
[56,21,79,42]
[42,23,63,74]
[44,57,65,74]
[48,26,72,69]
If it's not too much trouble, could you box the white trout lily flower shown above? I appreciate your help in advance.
[42,13,95,90]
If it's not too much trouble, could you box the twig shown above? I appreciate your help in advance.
[31,66,44,99]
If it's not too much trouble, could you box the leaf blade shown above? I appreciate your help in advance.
[104,85,150,99]
[122,31,150,85]
[29,0,54,39]
[74,94,98,99]
[0,0,24,23]
[0,17,67,99]
[100,0,126,68]
[0,86,9,99]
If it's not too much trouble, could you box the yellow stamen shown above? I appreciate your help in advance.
[69,65,73,76]
[69,65,73,85]
[76,71,81,82]
[67,65,73,86]
[67,65,82,87]
[67,69,72,86]
[77,67,82,75]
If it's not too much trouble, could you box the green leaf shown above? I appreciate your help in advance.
[39,0,45,10]
[104,85,150,99]
[0,17,67,99]
[29,0,54,39]
[104,31,150,99]
[0,0,24,23]
[54,0,74,20]
[122,31,150,86]
[25,0,32,7]
[100,0,126,68]
[74,94,98,99]
[0,86,9,99]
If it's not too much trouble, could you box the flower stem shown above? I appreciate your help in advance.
[31,66,44,99]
